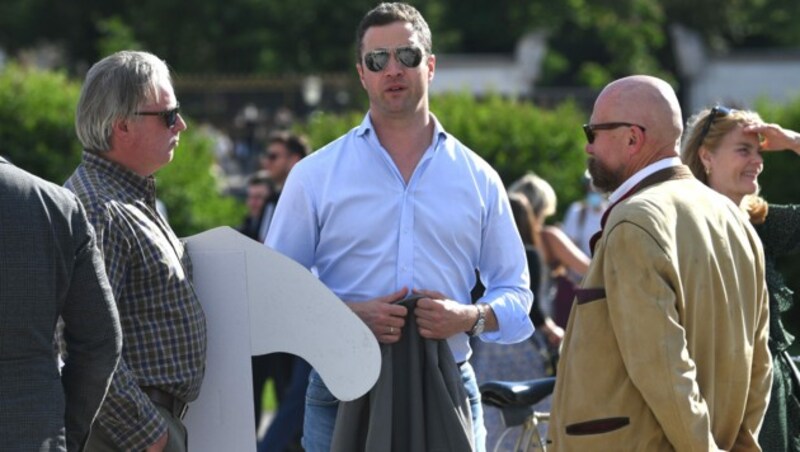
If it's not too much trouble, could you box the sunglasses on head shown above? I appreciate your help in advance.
[697,105,733,144]
[363,46,424,72]
[135,103,181,128]
[582,122,646,144]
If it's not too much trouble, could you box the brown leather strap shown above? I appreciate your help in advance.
[141,387,189,420]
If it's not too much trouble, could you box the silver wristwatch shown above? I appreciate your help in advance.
[467,304,486,337]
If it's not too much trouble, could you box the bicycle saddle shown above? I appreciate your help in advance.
[480,377,556,409]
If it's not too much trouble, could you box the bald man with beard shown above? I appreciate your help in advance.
[550,75,772,451]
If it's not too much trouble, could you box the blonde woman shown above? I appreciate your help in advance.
[682,105,800,452]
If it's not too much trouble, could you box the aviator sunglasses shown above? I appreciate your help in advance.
[583,122,646,144]
[135,103,181,128]
[363,46,424,72]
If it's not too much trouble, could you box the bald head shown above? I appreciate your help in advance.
[595,75,683,154]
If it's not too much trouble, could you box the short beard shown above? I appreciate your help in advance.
[588,157,624,193]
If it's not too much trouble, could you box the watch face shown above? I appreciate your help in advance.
[474,318,485,335]
[469,306,486,336]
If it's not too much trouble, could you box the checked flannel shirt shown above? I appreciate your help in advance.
[66,151,207,450]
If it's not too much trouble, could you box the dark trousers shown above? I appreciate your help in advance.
[252,353,294,428]
[258,357,311,452]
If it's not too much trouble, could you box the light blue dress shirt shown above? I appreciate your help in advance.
[265,113,533,362]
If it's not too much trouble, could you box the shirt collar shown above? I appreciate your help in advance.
[356,112,448,149]
[81,151,157,203]
[608,156,682,204]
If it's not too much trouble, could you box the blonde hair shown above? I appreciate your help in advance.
[681,107,768,223]
[508,173,557,220]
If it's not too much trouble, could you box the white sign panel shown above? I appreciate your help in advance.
[183,227,380,452]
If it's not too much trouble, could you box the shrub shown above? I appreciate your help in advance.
[0,64,82,183]
[0,63,243,237]
[156,125,245,236]
[299,92,589,218]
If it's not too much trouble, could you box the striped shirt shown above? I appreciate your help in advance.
[66,151,207,450]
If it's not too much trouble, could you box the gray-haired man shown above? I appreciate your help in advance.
[66,50,207,452]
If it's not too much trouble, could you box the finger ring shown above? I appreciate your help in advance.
[389,327,395,334]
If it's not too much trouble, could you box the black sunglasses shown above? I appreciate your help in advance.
[363,46,424,72]
[583,122,646,144]
[135,104,181,128]
[697,105,733,144]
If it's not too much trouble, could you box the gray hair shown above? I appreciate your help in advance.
[508,173,557,220]
[75,51,173,153]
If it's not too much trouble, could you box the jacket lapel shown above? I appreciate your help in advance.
[589,165,694,256]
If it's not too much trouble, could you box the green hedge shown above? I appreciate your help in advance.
[156,126,244,236]
[2,63,797,349]
[301,93,800,351]
[0,64,82,183]
[0,63,243,237]
[301,93,590,218]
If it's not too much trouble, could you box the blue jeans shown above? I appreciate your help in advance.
[302,362,486,452]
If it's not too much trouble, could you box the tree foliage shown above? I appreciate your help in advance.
[0,64,81,183]
[2,0,800,84]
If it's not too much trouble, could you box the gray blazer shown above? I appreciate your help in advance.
[0,158,122,452]
[331,296,474,452]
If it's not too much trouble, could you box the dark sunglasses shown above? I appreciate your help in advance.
[583,122,646,144]
[697,105,733,144]
[363,46,424,72]
[135,104,181,128]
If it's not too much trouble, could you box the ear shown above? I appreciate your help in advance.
[111,117,131,146]
[627,126,645,154]
[114,117,129,134]
[698,146,713,168]
[356,63,367,90]
[427,54,436,83]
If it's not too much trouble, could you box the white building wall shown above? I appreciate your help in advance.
[430,65,525,96]
[688,58,800,113]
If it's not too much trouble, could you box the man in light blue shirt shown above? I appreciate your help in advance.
[265,3,533,451]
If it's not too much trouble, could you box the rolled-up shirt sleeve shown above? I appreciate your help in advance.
[476,179,534,344]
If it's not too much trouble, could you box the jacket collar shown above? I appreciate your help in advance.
[589,165,694,256]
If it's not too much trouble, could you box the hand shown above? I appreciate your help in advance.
[145,432,168,452]
[540,317,565,347]
[346,287,409,344]
[743,123,800,153]
[413,289,473,340]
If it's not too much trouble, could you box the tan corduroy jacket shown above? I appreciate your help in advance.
[550,166,772,452]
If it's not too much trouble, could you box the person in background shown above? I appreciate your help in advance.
[472,181,577,450]
[682,105,800,451]
[0,158,122,452]
[561,171,607,256]
[257,131,310,242]
[253,132,310,451]
[265,3,533,450]
[66,50,207,452]
[550,75,771,451]
[238,171,274,241]
[510,173,590,330]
